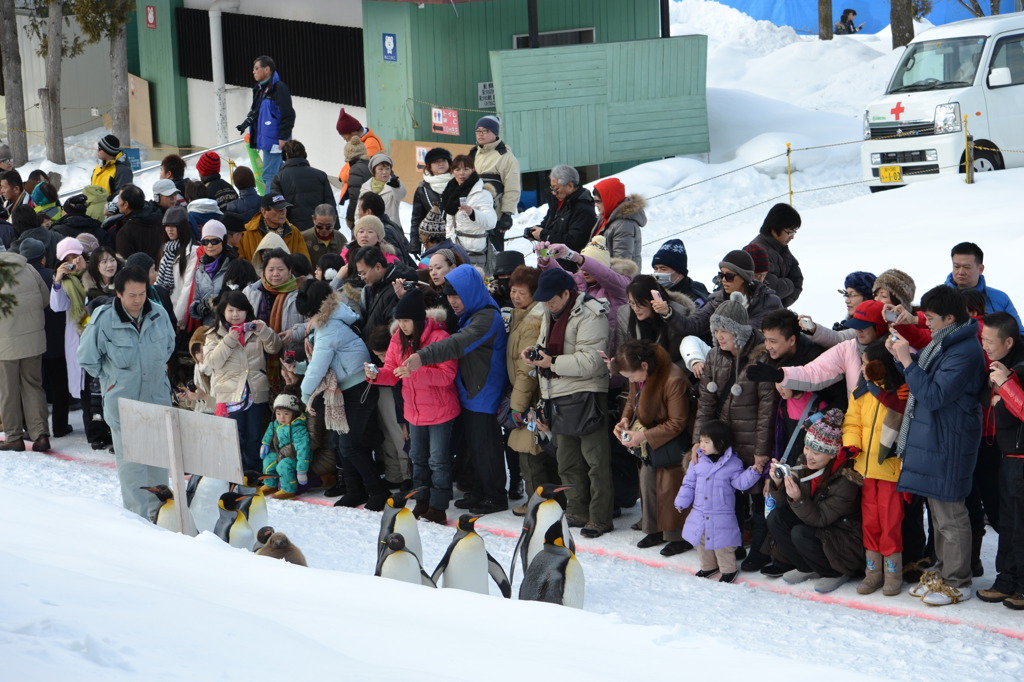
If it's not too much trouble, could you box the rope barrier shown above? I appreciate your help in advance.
[405,97,500,116]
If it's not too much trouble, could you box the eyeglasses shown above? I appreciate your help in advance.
[474,128,492,135]
[314,223,334,231]
[783,229,797,236]
[838,289,860,298]
[718,271,739,282]
[0,158,11,164]
[200,238,222,246]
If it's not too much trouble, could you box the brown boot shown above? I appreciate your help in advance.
[411,498,429,519]
[0,439,25,451]
[857,550,884,595]
[423,507,447,525]
[882,552,903,596]
[318,472,337,490]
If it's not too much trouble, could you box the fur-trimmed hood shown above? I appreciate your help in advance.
[609,194,647,221]
[389,306,448,334]
[312,290,360,329]
[610,257,639,279]
[666,289,697,317]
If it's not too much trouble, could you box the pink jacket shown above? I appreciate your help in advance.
[781,337,863,397]
[372,317,460,426]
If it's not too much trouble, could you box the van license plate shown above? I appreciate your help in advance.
[879,165,902,183]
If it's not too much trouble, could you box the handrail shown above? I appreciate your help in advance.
[58,137,249,201]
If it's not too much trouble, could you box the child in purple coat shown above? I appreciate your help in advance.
[675,420,765,583]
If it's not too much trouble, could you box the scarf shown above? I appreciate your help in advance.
[308,369,349,433]
[894,319,967,458]
[810,448,852,497]
[202,252,224,277]
[371,178,386,194]
[439,173,479,217]
[545,290,579,359]
[63,270,88,332]
[157,241,179,292]
[425,172,453,195]
[262,276,298,333]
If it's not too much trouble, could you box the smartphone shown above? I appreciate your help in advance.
[883,309,898,323]
[651,290,664,303]
[459,197,469,207]
[598,350,609,360]
[798,317,814,332]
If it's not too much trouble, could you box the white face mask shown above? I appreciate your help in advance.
[653,272,673,287]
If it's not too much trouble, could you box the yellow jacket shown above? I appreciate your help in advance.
[90,152,133,199]
[843,386,903,483]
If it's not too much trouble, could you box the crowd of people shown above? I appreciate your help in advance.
[2,53,1023,613]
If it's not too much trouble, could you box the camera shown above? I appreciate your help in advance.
[883,309,898,323]
[621,432,631,443]
[186,380,197,392]
[773,463,792,479]
[402,281,416,291]
[523,227,536,241]
[235,114,255,134]
[365,362,379,374]
[798,317,814,332]
[244,322,258,333]
[66,262,76,272]
[891,333,900,343]
[283,350,296,363]
[526,345,548,362]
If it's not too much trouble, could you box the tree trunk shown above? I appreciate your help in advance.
[40,0,65,165]
[819,0,833,41]
[0,0,28,166]
[891,0,915,50]
[110,22,129,148]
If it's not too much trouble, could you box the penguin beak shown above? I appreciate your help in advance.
[258,474,275,481]
[553,485,574,493]
[140,486,158,493]
[404,487,427,499]
[467,515,482,523]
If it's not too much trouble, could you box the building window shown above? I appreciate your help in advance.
[512,28,596,49]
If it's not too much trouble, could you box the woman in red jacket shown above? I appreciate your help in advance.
[367,288,459,524]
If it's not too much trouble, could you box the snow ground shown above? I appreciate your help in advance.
[5,1,1024,679]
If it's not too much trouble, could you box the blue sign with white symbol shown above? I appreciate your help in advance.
[383,33,397,62]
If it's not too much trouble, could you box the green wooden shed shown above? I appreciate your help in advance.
[362,0,709,174]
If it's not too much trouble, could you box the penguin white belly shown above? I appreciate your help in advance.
[381,551,426,585]
[156,501,181,533]
[441,534,489,594]
[247,495,269,538]
[228,515,255,551]
[393,509,422,561]
[189,478,228,534]
[528,502,563,569]
[562,556,585,609]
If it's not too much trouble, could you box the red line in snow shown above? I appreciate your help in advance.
[36,447,1024,641]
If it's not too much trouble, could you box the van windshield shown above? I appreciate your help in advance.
[887,36,986,93]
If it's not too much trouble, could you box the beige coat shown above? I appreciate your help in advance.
[506,302,544,454]
[359,179,407,228]
[536,294,610,399]
[204,323,283,404]
[0,253,49,360]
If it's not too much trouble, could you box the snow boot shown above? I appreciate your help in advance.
[857,550,884,595]
[364,489,390,512]
[882,553,903,596]
[324,467,347,498]
[271,490,297,500]
[258,485,279,496]
[411,498,429,519]
[334,469,367,508]
[423,507,447,525]
[970,529,985,578]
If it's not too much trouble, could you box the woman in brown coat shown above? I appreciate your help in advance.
[615,340,692,556]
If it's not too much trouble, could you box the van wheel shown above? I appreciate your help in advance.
[963,148,1002,173]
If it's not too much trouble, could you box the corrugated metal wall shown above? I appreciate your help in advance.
[491,36,709,171]
[363,0,661,148]
[137,0,190,148]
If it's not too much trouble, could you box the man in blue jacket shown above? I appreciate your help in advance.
[404,264,509,514]
[239,56,295,189]
[77,266,176,521]
[889,285,985,607]
[945,242,1020,327]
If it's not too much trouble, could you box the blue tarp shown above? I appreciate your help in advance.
[715,1,1017,35]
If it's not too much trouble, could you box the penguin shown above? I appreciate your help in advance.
[377,488,426,561]
[255,532,307,567]
[431,514,511,598]
[375,533,436,587]
[141,485,181,532]
[509,484,575,584]
[253,526,275,552]
[184,474,230,534]
[240,471,269,534]
[519,520,585,608]
[213,493,255,550]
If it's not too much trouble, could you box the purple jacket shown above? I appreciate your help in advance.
[674,447,761,550]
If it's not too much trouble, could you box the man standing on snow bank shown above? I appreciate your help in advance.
[239,56,295,190]
[944,242,1021,328]
[470,116,520,253]
[747,203,803,307]
[78,265,175,522]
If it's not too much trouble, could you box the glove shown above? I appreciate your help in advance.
[387,175,401,188]
[235,122,248,134]
[745,361,784,383]
[496,212,513,233]
[260,444,269,460]
[547,244,574,260]
[296,471,308,486]
[839,445,861,459]
[532,240,551,256]
[510,411,526,428]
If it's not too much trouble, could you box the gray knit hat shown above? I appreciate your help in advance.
[709,291,752,348]
[804,408,845,456]
[718,249,755,286]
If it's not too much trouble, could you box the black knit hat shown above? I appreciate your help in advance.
[493,250,525,277]
[220,212,247,234]
[98,134,121,156]
[393,288,426,321]
[652,239,688,276]
[423,147,453,167]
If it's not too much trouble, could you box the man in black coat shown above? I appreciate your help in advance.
[112,185,164,262]
[351,245,418,344]
[270,140,336,231]
[527,164,597,253]
[53,194,109,247]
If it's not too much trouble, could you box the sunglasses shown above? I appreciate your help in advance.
[718,271,739,282]
[200,238,222,246]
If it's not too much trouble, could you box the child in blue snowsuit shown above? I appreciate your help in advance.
[260,393,311,500]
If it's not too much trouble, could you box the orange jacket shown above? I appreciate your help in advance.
[338,129,385,201]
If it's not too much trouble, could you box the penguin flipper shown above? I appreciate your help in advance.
[420,568,437,588]
[562,517,576,556]
[486,552,512,598]
[374,547,391,577]
[430,542,456,585]
[185,474,201,507]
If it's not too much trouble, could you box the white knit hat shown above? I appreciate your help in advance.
[273,394,303,414]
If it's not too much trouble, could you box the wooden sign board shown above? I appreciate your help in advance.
[389,139,474,205]
[128,72,155,151]
[119,398,244,536]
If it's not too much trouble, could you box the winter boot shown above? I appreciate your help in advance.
[423,507,447,525]
[857,550,884,595]
[271,490,297,500]
[364,488,390,512]
[324,468,347,498]
[882,553,903,596]
[258,485,279,496]
[970,529,985,577]
[318,471,337,491]
[334,468,367,508]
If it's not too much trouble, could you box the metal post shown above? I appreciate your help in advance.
[661,0,671,38]
[527,0,539,48]
[786,143,793,205]
[209,0,240,146]
[963,114,973,185]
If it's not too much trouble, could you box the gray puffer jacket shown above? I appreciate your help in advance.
[601,194,646,267]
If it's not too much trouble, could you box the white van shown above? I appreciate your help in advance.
[862,12,1024,191]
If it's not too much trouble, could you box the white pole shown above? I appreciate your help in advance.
[209,0,240,145]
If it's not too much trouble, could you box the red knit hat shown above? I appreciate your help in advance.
[743,242,769,275]
[336,108,362,136]
[196,151,221,177]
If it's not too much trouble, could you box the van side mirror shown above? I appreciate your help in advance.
[988,67,1012,87]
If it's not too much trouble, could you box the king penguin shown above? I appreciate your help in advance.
[431,514,511,598]
[214,493,255,550]
[240,470,269,533]
[378,488,426,561]
[255,531,307,566]
[519,520,585,608]
[185,475,230,534]
[253,526,275,552]
[141,485,181,532]
[510,484,574,584]
[375,533,436,587]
